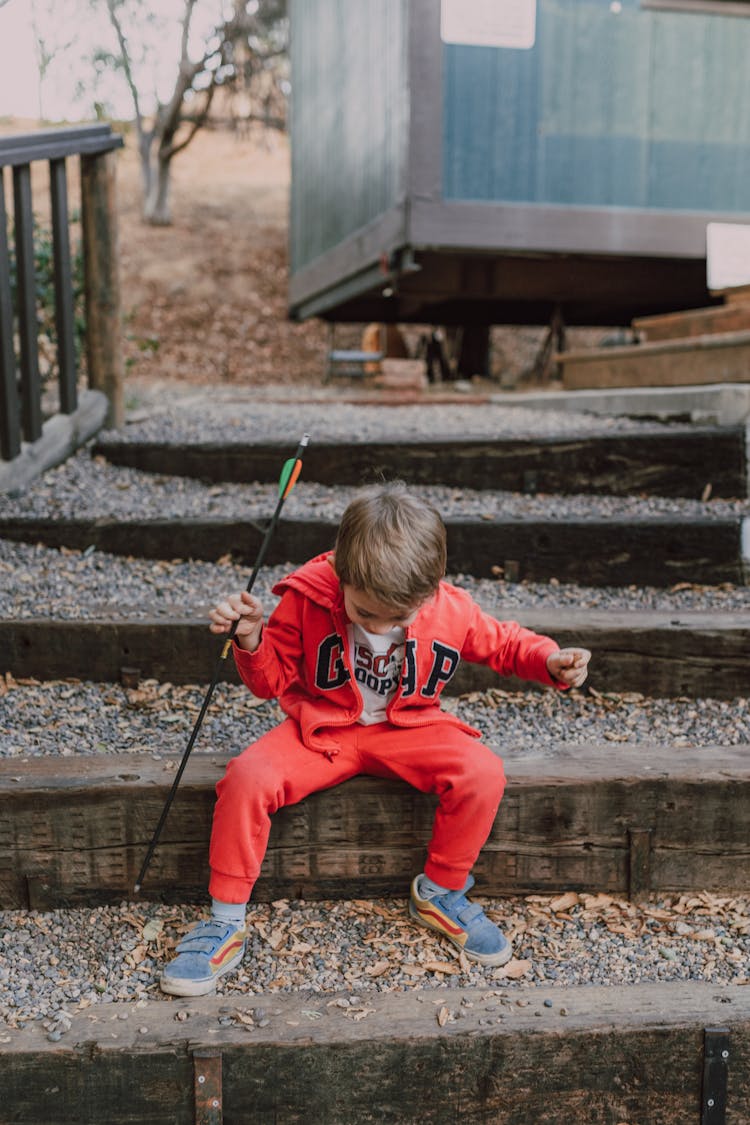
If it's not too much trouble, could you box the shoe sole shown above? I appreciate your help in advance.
[159,945,246,997]
[409,900,514,967]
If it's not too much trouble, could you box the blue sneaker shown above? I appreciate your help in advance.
[160,919,246,997]
[409,874,512,966]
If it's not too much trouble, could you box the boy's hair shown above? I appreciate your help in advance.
[333,483,446,610]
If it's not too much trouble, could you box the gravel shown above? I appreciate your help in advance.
[105,392,674,443]
[2,677,749,759]
[1,447,748,523]
[2,538,750,622]
[2,393,749,1037]
[1,891,748,1031]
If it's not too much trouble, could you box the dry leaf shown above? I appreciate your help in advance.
[424,960,460,975]
[142,919,163,942]
[366,961,391,977]
[497,958,532,980]
[232,1010,256,1027]
[550,892,579,913]
[437,1006,452,1027]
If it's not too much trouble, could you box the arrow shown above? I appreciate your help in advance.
[134,433,309,893]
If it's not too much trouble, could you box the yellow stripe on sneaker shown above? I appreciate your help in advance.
[210,937,244,969]
[416,904,467,943]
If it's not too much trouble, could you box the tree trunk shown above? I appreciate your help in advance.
[143,154,172,225]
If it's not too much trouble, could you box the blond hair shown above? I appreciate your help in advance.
[334,484,446,610]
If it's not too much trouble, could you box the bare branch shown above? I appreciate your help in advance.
[104,0,144,129]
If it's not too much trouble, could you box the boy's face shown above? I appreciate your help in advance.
[341,585,422,635]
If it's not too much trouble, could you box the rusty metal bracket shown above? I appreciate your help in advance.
[701,1027,730,1125]
[194,1050,222,1125]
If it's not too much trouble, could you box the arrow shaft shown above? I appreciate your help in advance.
[134,433,309,893]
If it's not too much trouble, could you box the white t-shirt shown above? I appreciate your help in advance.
[349,623,406,725]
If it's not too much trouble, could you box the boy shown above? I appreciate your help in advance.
[160,485,590,996]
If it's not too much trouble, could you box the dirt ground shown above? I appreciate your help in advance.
[115,124,330,387]
[113,124,560,390]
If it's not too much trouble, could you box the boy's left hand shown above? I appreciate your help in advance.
[547,647,591,688]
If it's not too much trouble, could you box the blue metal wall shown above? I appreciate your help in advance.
[443,0,750,211]
[290,0,409,273]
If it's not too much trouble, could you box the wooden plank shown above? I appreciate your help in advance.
[93,426,749,498]
[0,124,123,167]
[0,167,20,461]
[0,513,744,586]
[2,608,750,698]
[80,150,124,429]
[3,983,749,1124]
[49,157,77,415]
[634,301,750,341]
[12,163,42,443]
[560,329,750,390]
[1,744,749,908]
[0,389,108,495]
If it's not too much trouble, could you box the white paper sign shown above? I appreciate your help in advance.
[441,0,537,49]
[706,222,750,292]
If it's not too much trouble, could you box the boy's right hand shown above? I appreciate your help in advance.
[209,591,264,652]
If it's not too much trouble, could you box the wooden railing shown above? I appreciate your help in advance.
[0,124,124,486]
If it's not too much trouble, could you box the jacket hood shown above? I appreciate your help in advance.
[272,552,342,611]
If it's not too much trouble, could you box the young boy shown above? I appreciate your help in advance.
[160,484,590,996]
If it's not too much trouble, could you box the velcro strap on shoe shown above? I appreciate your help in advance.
[457,903,485,926]
[175,922,231,954]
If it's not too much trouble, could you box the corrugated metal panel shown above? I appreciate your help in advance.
[290,0,409,273]
[443,0,750,211]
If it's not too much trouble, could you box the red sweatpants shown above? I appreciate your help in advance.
[208,718,506,904]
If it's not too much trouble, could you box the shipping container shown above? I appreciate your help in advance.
[289,0,750,327]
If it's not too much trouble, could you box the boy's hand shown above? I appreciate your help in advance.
[547,647,591,688]
[209,591,264,652]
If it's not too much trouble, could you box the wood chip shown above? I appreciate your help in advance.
[496,958,532,980]
[549,892,579,913]
[424,960,460,975]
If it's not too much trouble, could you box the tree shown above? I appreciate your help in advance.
[29,0,79,121]
[95,0,288,225]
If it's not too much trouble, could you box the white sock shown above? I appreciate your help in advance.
[418,874,451,899]
[210,898,247,928]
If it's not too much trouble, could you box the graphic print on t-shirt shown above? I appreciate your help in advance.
[350,623,405,725]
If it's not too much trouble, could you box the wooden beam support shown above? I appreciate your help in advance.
[0,512,744,586]
[3,984,749,1124]
[1,745,748,908]
[93,427,748,499]
[2,609,749,698]
[80,150,124,429]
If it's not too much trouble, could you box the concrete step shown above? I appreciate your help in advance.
[92,427,750,499]
[3,743,748,909]
[0,512,747,586]
[4,982,748,1124]
[2,608,748,698]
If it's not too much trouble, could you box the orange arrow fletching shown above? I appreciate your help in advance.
[279,457,302,499]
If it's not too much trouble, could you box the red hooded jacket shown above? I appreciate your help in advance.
[233,552,562,757]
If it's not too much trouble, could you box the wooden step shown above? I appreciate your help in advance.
[93,426,749,499]
[3,744,748,909]
[4,983,748,1124]
[2,609,749,698]
[559,329,750,390]
[634,301,750,342]
[0,513,746,586]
